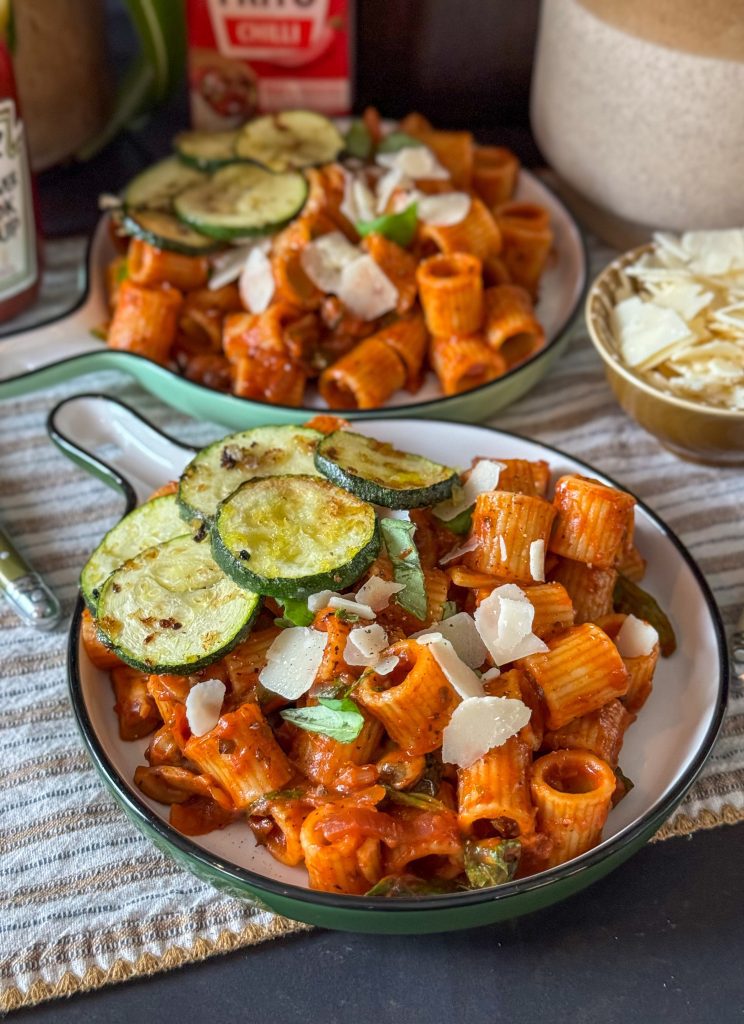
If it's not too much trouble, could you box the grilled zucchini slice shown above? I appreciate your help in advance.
[174,163,308,240]
[96,534,260,673]
[174,129,241,171]
[178,424,323,523]
[212,475,380,599]
[80,494,190,611]
[315,430,458,509]
[123,156,206,212]
[121,209,222,255]
[234,110,344,171]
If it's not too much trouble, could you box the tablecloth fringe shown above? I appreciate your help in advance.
[651,802,744,842]
[0,916,311,1013]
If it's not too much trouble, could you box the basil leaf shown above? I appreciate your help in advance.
[366,874,461,898]
[377,131,424,154]
[280,697,364,743]
[344,118,373,160]
[380,518,427,621]
[435,505,472,535]
[440,600,458,621]
[274,597,314,629]
[248,787,305,813]
[356,203,418,248]
[464,838,521,889]
[115,259,129,284]
[384,786,446,812]
[613,575,676,657]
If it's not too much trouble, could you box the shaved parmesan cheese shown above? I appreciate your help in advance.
[328,595,376,619]
[185,679,225,737]
[529,539,545,582]
[413,612,487,669]
[474,584,548,665]
[615,614,659,658]
[375,167,405,214]
[355,575,404,611]
[434,459,504,522]
[417,192,471,227]
[680,229,744,276]
[438,534,479,566]
[651,281,714,322]
[612,295,693,369]
[482,667,501,682]
[337,254,398,320]
[300,231,360,293]
[415,633,484,699]
[259,627,327,700]
[375,655,399,675]
[239,246,275,313]
[344,623,389,667]
[340,169,376,224]
[208,239,271,290]
[307,590,341,612]
[442,696,531,768]
[376,146,449,181]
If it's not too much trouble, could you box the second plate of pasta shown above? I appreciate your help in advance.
[52,394,726,932]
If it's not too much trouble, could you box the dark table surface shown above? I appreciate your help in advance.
[13,18,744,1016]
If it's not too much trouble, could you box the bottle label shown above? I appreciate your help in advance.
[0,97,37,301]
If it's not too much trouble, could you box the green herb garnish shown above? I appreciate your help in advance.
[377,132,424,154]
[435,505,473,535]
[380,518,427,621]
[280,695,364,744]
[366,874,461,898]
[464,838,521,889]
[384,786,447,812]
[274,597,314,629]
[356,203,418,248]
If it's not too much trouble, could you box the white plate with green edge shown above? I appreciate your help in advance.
[1,166,587,429]
[49,394,726,933]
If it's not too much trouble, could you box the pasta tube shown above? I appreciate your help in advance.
[549,557,618,624]
[483,284,545,368]
[465,490,557,583]
[472,146,520,207]
[542,698,633,767]
[458,737,536,838]
[128,239,209,291]
[429,334,506,395]
[107,280,182,365]
[549,475,636,570]
[421,198,502,263]
[531,750,616,867]
[416,252,484,336]
[318,337,407,409]
[495,201,553,298]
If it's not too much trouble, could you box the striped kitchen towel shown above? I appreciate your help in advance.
[0,234,742,1011]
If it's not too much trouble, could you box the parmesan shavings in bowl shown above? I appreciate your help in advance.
[259,627,328,700]
[355,575,405,611]
[442,696,531,769]
[239,246,275,314]
[529,539,545,582]
[300,231,360,294]
[611,228,744,410]
[615,614,659,658]
[185,679,225,737]
[473,584,548,665]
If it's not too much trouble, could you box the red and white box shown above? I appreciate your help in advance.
[187,0,353,128]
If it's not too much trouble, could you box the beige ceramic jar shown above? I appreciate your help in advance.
[531,0,744,246]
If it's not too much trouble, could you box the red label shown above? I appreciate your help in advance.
[187,0,351,126]
[225,16,313,50]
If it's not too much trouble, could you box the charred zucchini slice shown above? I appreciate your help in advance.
[315,430,458,508]
[212,475,380,599]
[234,110,344,171]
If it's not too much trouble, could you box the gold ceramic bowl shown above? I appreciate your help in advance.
[586,244,744,466]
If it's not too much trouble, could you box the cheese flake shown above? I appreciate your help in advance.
[343,623,389,667]
[259,627,328,700]
[529,539,545,582]
[355,575,404,611]
[415,633,484,699]
[374,655,399,675]
[239,246,275,314]
[474,583,548,665]
[438,534,479,566]
[337,254,399,320]
[442,696,531,768]
[307,589,341,612]
[417,192,471,227]
[300,231,360,293]
[328,595,376,620]
[611,295,693,369]
[434,459,504,522]
[615,613,659,658]
[208,238,271,291]
[413,612,487,669]
[185,679,226,737]
[376,146,449,181]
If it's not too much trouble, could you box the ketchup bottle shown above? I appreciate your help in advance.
[0,21,40,323]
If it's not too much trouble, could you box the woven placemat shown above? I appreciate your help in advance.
[1,235,742,1013]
